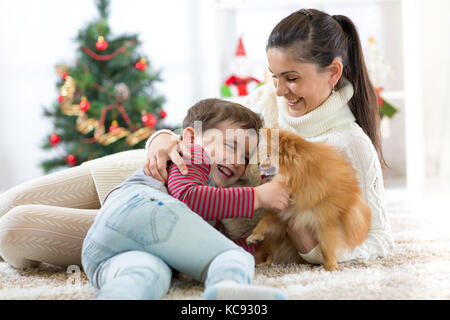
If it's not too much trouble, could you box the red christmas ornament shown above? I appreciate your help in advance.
[109,120,120,133]
[135,58,147,71]
[95,36,108,51]
[58,94,64,103]
[142,113,157,127]
[66,154,77,166]
[61,72,68,80]
[49,133,61,146]
[79,96,90,112]
[159,109,167,119]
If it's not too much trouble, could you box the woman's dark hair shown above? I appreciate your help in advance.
[267,9,386,166]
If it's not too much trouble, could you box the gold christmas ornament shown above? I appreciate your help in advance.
[59,76,76,100]
[76,113,99,134]
[96,127,131,145]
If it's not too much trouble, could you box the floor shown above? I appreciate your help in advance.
[0,182,449,299]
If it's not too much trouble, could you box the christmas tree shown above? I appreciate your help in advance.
[41,0,168,173]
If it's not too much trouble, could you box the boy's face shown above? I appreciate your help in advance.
[184,120,258,187]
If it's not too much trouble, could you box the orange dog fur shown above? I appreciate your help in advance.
[247,128,371,271]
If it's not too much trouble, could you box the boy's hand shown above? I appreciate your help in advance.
[254,181,291,211]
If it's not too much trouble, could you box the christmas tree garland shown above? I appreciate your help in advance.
[81,41,130,61]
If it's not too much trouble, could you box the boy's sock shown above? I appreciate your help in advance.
[203,280,288,300]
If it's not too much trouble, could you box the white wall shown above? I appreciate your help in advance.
[418,0,450,182]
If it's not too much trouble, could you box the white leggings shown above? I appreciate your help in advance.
[0,165,100,268]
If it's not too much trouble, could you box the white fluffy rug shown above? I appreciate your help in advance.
[1,188,449,300]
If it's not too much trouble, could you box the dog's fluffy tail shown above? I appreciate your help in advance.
[342,195,372,247]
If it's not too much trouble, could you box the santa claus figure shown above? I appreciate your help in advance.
[221,37,262,97]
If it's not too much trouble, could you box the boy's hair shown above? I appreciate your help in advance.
[182,98,263,132]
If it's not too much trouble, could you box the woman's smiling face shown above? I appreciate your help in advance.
[267,47,338,117]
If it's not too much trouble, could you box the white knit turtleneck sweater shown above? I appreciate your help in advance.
[242,81,394,263]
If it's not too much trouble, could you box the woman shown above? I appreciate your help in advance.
[0,8,393,268]
[146,9,393,264]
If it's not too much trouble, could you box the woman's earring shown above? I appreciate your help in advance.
[331,86,336,94]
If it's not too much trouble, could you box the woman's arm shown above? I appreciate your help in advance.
[338,134,394,261]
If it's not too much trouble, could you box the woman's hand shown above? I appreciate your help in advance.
[143,133,191,183]
[286,221,318,254]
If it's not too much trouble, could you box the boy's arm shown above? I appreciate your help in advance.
[167,144,255,221]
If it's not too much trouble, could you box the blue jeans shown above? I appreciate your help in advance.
[81,184,255,300]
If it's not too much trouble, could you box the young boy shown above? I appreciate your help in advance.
[81,98,290,300]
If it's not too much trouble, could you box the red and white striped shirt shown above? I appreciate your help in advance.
[166,143,257,255]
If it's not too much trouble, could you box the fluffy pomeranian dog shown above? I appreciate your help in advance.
[246,128,371,271]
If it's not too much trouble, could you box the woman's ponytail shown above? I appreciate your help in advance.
[333,15,386,166]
